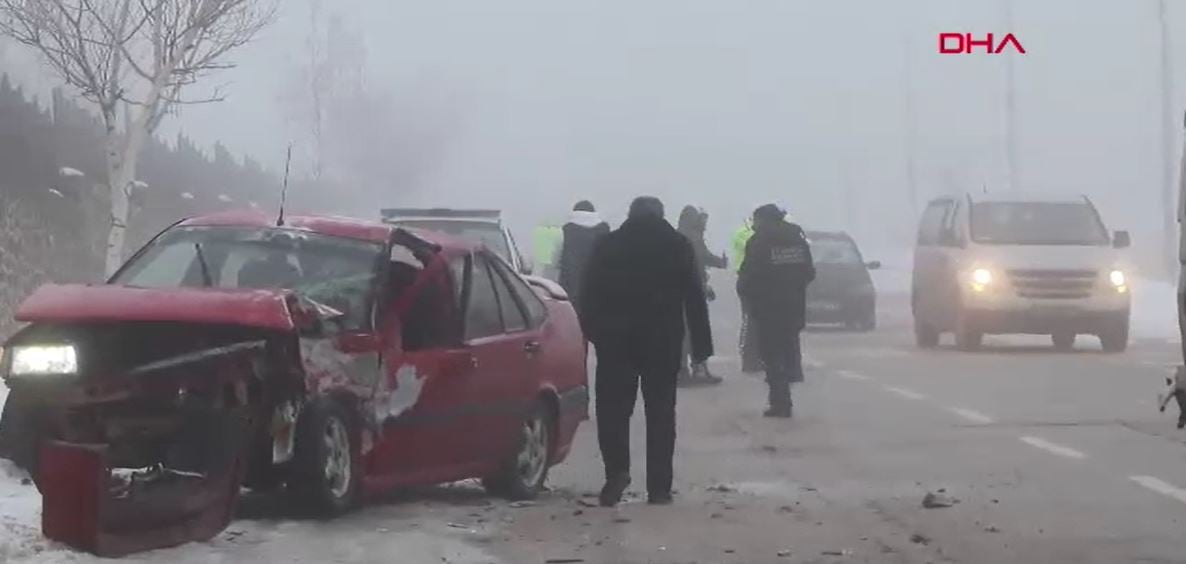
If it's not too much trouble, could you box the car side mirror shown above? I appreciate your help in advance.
[1113,230,1131,249]
[865,260,882,270]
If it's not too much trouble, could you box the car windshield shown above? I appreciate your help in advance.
[809,237,863,265]
[970,202,1110,246]
[112,226,384,330]
[394,219,513,263]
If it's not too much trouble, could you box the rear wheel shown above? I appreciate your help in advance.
[484,401,554,500]
[1052,332,1076,352]
[290,398,360,516]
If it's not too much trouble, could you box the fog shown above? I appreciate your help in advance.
[4,0,1182,268]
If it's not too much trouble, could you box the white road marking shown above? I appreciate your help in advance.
[1019,436,1086,460]
[946,407,995,425]
[835,370,872,381]
[885,386,928,401]
[1130,475,1186,505]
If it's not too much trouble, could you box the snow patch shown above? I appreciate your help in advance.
[0,459,49,563]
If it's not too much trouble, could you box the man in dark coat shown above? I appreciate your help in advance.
[676,205,727,386]
[558,200,610,311]
[737,204,815,418]
[580,196,713,506]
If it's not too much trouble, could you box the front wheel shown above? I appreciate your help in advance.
[1100,322,1129,353]
[914,319,940,348]
[484,401,554,500]
[1052,332,1076,352]
[290,398,361,516]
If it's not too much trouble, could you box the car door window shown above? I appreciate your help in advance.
[483,254,529,333]
[465,255,505,340]
[491,258,548,328]
[918,200,953,246]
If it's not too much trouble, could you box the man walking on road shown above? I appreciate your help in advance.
[558,200,610,313]
[677,205,727,386]
[580,196,714,506]
[737,204,814,418]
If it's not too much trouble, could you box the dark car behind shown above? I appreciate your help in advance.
[804,231,879,331]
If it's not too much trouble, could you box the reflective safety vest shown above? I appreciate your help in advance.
[533,225,563,269]
[731,220,754,272]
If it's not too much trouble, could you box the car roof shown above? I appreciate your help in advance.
[805,230,852,240]
[387,216,503,227]
[962,192,1090,205]
[177,210,478,254]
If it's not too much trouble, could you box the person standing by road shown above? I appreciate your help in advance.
[731,217,761,373]
[558,200,609,313]
[677,205,727,386]
[737,204,814,418]
[580,196,713,506]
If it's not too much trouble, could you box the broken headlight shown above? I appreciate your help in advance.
[10,344,78,376]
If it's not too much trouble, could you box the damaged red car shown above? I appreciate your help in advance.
[0,212,589,556]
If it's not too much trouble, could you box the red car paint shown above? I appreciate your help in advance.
[0,212,589,556]
[17,285,298,331]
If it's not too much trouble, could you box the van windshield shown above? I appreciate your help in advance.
[970,202,1110,246]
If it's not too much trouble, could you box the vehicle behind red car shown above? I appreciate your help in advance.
[0,211,589,556]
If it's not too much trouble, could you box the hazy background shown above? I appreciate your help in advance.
[1,0,1180,269]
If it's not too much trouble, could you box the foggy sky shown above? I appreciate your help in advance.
[4,0,1181,258]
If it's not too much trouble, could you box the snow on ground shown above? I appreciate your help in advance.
[0,459,43,564]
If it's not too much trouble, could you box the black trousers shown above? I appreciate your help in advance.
[595,343,679,496]
[1179,290,1185,362]
[755,318,802,411]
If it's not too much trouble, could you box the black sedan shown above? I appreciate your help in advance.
[804,231,880,331]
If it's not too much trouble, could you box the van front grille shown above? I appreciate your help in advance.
[1007,269,1097,299]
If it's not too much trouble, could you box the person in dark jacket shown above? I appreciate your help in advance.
[737,204,815,418]
[580,196,713,506]
[676,205,728,386]
[558,200,610,311]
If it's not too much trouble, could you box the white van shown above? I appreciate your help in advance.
[911,193,1131,352]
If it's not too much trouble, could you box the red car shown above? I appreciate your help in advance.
[0,212,589,556]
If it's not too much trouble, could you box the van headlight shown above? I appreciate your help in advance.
[970,268,994,292]
[10,345,78,376]
[1109,270,1128,293]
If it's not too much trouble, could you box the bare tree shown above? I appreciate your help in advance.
[0,0,275,275]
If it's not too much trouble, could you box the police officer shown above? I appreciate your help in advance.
[737,204,815,418]
[581,196,713,506]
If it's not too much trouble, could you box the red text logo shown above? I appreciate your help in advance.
[938,33,1026,54]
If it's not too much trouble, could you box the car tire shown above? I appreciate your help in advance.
[954,315,983,352]
[484,400,554,501]
[915,318,940,349]
[1052,332,1076,352]
[289,397,361,516]
[1100,322,1129,353]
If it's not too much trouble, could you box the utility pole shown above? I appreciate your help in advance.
[1004,0,1020,192]
[1159,0,1177,277]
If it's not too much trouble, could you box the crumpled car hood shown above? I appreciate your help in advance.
[16,284,298,331]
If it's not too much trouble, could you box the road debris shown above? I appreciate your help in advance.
[822,549,852,556]
[922,491,958,509]
[910,533,931,545]
[707,483,736,493]
[984,525,1001,533]
[778,549,792,557]
[509,501,536,508]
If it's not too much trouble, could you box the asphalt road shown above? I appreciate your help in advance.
[10,291,1186,564]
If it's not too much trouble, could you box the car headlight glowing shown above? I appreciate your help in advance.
[10,345,78,376]
[1109,269,1128,293]
[970,268,993,292]
[972,268,993,285]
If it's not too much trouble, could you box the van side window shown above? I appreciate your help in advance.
[917,200,953,246]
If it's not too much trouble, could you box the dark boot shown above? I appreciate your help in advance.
[599,473,632,507]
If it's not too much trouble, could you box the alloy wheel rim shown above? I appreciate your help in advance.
[323,417,352,499]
